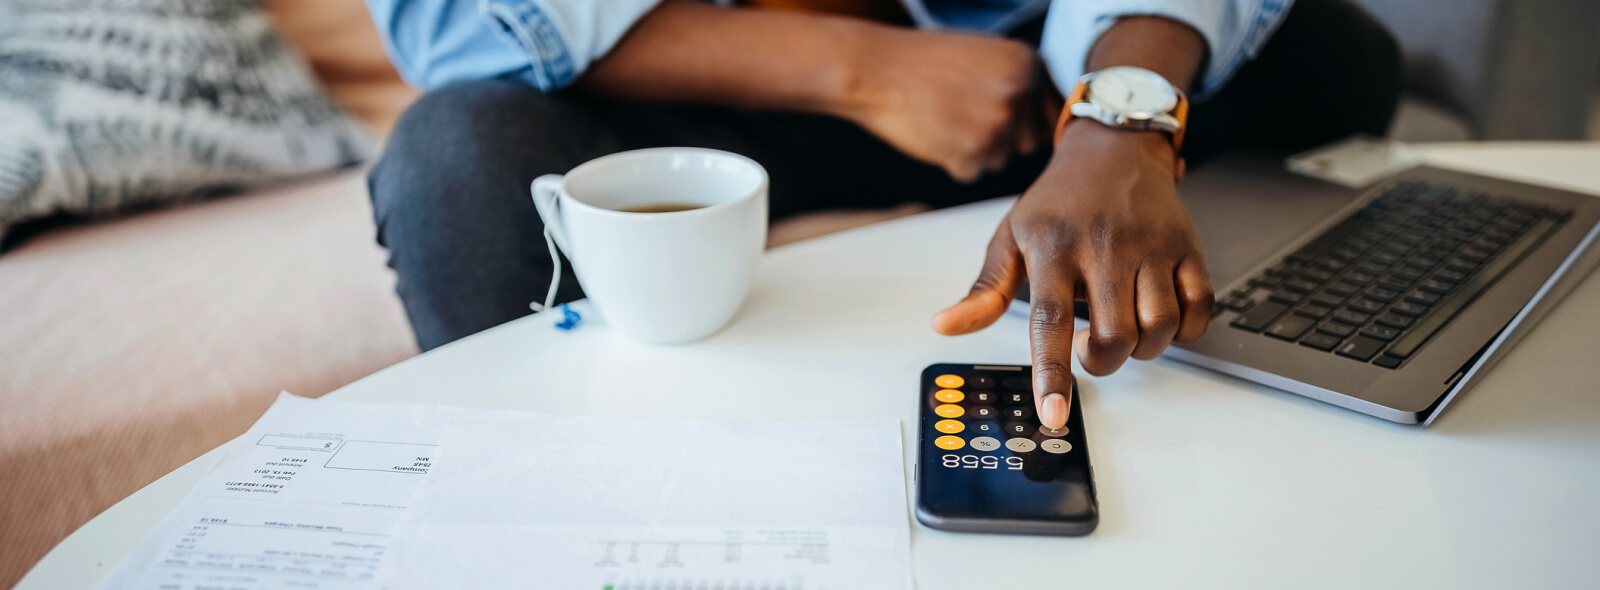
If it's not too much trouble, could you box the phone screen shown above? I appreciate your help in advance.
[915,364,1098,535]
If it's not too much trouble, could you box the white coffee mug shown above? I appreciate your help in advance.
[530,147,768,344]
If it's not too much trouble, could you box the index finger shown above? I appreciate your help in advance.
[1023,249,1079,431]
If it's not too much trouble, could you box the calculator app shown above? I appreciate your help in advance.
[916,365,1097,530]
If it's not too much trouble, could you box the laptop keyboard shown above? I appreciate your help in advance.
[1222,180,1568,369]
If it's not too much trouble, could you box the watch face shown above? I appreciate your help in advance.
[1088,66,1178,117]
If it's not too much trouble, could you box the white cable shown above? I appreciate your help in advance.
[528,226,562,313]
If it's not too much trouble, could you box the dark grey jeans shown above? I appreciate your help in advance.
[369,0,1401,351]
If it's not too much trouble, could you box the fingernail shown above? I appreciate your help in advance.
[1041,393,1067,428]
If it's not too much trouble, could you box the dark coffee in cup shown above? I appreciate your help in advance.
[619,203,706,213]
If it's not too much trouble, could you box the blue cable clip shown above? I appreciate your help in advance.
[554,303,582,331]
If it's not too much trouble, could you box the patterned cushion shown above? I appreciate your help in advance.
[0,0,376,241]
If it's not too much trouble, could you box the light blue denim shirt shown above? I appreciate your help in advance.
[365,0,1291,101]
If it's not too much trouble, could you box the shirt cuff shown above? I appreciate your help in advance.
[480,0,578,90]
[1040,0,1293,102]
[479,0,663,92]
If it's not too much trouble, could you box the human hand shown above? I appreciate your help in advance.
[842,28,1058,182]
[931,122,1214,429]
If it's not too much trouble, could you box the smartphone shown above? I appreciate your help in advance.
[914,363,1098,536]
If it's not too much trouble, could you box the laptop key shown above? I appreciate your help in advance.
[1341,271,1377,286]
[1361,325,1401,342]
[1269,290,1304,304]
[1413,254,1445,268]
[1332,310,1372,326]
[1265,263,1298,277]
[1444,259,1478,274]
[1418,279,1454,295]
[1325,283,1357,298]
[1231,301,1290,332]
[1296,304,1333,319]
[1266,315,1317,341]
[1372,355,1403,369]
[1392,266,1425,281]
[1222,293,1254,311]
[1365,287,1400,303]
[1378,277,1412,292]
[1407,291,1442,306]
[1378,243,1410,256]
[1335,336,1386,361]
[1309,293,1346,308]
[1317,322,1355,338]
[1423,244,1455,258]
[1302,269,1334,283]
[1391,301,1429,317]
[1347,298,1384,314]
[1375,312,1414,329]
[1299,332,1343,351]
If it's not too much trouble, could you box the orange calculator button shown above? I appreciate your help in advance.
[934,389,965,403]
[935,374,965,388]
[934,404,965,418]
[935,419,965,434]
[935,435,966,450]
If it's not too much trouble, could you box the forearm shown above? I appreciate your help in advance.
[1084,16,1206,93]
[576,1,879,118]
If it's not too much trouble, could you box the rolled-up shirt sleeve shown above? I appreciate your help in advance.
[1039,0,1292,101]
[365,0,662,91]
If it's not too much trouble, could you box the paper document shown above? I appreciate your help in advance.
[98,393,457,590]
[100,394,912,590]
[1285,135,1423,188]
[389,412,912,590]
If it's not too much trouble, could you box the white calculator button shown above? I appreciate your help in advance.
[969,436,1002,452]
[1005,438,1037,453]
[1040,439,1072,454]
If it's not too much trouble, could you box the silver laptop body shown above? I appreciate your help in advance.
[1012,151,1600,425]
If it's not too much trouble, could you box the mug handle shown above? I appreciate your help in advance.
[530,175,571,252]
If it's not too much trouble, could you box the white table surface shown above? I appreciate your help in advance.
[22,142,1600,590]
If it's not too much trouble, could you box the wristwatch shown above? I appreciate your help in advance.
[1054,65,1189,181]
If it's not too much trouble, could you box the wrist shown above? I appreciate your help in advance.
[1055,121,1179,179]
[826,20,899,123]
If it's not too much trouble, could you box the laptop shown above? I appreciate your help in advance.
[1011,150,1600,425]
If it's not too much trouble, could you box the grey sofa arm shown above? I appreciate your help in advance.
[1351,0,1600,139]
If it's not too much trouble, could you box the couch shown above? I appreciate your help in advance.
[2,0,1595,586]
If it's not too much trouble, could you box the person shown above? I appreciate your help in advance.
[363,0,1399,429]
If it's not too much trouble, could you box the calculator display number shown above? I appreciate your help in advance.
[942,454,1023,470]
